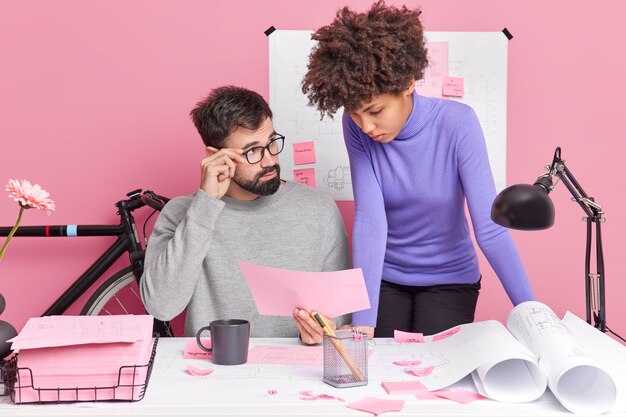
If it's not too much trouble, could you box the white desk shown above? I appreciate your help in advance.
[0,337,623,417]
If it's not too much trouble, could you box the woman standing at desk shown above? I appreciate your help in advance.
[301,1,535,338]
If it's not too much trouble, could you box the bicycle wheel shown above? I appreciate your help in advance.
[81,266,174,337]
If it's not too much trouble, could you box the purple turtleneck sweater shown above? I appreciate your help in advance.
[344,92,535,327]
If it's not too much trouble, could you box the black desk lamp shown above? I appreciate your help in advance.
[492,147,624,342]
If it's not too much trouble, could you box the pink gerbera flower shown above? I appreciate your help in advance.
[1,179,56,261]
[6,179,55,214]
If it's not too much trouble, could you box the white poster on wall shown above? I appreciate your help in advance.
[270,30,508,201]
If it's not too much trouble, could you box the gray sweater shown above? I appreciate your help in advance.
[140,181,351,337]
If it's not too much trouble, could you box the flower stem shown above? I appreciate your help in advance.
[0,206,25,261]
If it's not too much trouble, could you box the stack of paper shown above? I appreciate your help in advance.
[7,315,154,403]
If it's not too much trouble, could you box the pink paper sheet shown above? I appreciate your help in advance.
[415,390,441,400]
[300,391,345,402]
[247,345,323,365]
[414,42,448,98]
[239,262,370,317]
[183,338,212,359]
[405,365,434,377]
[347,397,405,415]
[381,380,427,395]
[12,315,154,403]
[394,330,424,343]
[8,315,150,349]
[186,365,213,376]
[431,326,461,341]
[392,360,422,367]
[432,388,486,404]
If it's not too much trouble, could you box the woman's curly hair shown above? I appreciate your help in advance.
[302,1,428,118]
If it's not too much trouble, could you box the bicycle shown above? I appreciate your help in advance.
[0,189,173,355]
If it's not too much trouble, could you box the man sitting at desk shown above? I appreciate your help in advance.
[140,86,350,344]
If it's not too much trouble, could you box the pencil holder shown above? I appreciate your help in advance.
[322,329,368,388]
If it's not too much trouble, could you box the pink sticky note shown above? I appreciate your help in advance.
[186,365,214,376]
[293,168,316,188]
[442,77,464,97]
[432,326,461,342]
[432,388,486,404]
[392,360,422,367]
[406,365,434,377]
[381,380,427,395]
[347,397,405,415]
[394,330,425,343]
[300,392,345,402]
[183,338,212,359]
[239,262,370,317]
[414,42,448,99]
[415,390,442,400]
[293,142,316,165]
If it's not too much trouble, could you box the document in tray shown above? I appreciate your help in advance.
[239,262,370,317]
[8,314,148,350]
[7,315,155,403]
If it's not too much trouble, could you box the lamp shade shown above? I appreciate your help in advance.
[491,184,555,230]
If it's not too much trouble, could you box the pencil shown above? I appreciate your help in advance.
[311,311,365,382]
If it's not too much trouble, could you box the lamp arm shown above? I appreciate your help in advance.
[553,167,598,219]
[548,147,606,331]
[549,147,602,220]
[594,220,607,332]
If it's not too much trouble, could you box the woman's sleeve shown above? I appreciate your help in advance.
[343,114,389,326]
[456,108,535,305]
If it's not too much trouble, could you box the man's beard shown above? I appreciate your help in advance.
[232,164,281,196]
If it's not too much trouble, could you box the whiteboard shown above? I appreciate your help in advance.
[270,30,508,201]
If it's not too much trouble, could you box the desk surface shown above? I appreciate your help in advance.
[0,337,623,417]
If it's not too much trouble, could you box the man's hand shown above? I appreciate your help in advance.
[338,324,375,340]
[200,147,246,200]
[293,308,336,345]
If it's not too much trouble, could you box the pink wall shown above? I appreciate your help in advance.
[1,1,625,340]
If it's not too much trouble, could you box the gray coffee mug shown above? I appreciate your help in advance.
[196,319,250,365]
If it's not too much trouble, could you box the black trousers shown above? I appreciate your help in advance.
[374,278,481,338]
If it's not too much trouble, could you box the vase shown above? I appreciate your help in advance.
[0,293,17,359]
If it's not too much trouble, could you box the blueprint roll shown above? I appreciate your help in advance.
[540,342,616,414]
[507,301,617,414]
[472,355,547,403]
[470,320,548,403]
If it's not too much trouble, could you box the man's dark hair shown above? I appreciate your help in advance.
[302,0,428,118]
[190,86,273,148]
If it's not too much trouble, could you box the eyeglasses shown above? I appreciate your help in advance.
[242,135,285,164]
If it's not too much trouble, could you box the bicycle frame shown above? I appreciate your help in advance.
[0,190,163,317]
